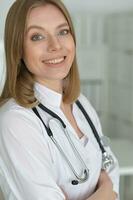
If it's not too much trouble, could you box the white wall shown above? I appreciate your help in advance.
[0,40,5,95]
[64,0,133,12]
[0,0,15,40]
[105,12,133,140]
[72,11,133,200]
[1,0,133,39]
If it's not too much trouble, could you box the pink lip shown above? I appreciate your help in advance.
[42,56,67,67]
[43,56,66,63]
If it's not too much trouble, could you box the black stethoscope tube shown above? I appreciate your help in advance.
[38,103,66,129]
[32,99,114,184]
[34,100,106,154]
[32,103,90,184]
[75,100,105,154]
[32,107,53,137]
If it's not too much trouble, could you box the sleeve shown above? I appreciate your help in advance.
[0,109,65,200]
[79,94,120,198]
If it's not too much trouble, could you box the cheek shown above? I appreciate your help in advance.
[23,42,41,66]
[23,48,37,74]
[23,42,32,63]
[71,38,75,54]
[66,38,75,59]
[72,44,75,57]
[63,35,75,53]
[70,42,76,63]
[23,41,35,59]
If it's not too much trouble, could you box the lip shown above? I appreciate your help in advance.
[42,56,67,67]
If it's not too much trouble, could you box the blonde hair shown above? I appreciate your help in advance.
[0,0,80,108]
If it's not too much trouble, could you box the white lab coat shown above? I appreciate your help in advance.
[0,82,119,200]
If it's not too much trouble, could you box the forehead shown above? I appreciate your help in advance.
[26,4,68,28]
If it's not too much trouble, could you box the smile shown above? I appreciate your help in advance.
[43,57,65,64]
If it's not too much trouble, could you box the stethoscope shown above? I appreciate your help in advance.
[32,100,114,185]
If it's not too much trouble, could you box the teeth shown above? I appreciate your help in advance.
[44,57,64,64]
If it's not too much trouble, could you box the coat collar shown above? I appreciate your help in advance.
[34,82,62,108]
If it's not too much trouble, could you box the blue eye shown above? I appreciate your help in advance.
[58,29,70,36]
[31,34,45,41]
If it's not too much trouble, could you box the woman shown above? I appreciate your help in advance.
[0,0,119,199]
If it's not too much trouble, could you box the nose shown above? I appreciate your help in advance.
[47,35,62,52]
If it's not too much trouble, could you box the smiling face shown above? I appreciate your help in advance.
[23,3,75,92]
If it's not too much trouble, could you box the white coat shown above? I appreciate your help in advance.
[0,82,119,200]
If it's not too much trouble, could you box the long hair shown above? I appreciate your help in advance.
[0,0,80,108]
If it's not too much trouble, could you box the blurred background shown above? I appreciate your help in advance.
[0,0,133,199]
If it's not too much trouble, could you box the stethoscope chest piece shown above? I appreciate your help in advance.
[102,152,115,172]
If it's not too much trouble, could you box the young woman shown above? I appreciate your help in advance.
[0,0,119,199]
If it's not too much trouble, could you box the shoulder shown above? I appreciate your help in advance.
[0,98,41,133]
[0,98,34,120]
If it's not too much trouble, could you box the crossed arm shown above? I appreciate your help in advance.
[64,170,117,200]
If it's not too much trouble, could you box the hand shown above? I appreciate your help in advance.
[97,170,117,200]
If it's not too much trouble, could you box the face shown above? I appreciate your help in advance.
[23,4,75,90]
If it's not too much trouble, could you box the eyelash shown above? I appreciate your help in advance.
[58,29,70,36]
[31,34,45,41]
[30,29,70,41]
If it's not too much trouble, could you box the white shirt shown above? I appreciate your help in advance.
[0,83,119,200]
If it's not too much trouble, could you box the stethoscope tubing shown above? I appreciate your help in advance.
[32,106,89,182]
[75,100,105,154]
[32,99,114,183]
[51,130,89,181]
[38,100,106,154]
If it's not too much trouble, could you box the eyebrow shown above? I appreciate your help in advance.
[26,22,69,34]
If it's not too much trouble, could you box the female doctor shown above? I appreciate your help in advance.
[0,0,119,199]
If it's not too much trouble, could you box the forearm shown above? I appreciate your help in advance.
[63,185,117,200]
[63,170,118,200]
[85,169,119,200]
[85,184,117,200]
